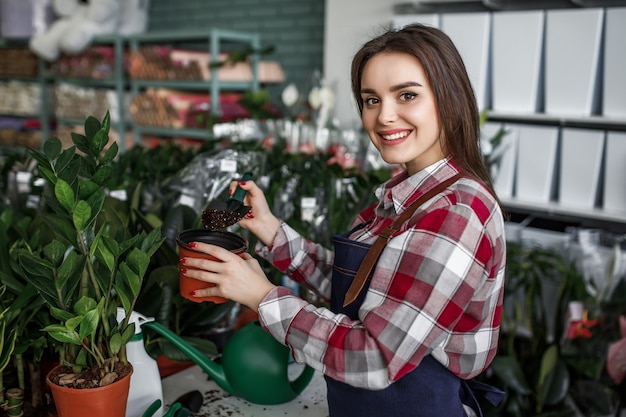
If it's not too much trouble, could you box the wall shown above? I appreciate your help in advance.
[147,0,325,99]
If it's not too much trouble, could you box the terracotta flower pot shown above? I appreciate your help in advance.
[46,365,133,417]
[156,354,195,378]
[176,229,248,304]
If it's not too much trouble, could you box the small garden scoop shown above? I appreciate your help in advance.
[201,172,253,230]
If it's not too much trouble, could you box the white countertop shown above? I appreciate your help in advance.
[161,364,329,417]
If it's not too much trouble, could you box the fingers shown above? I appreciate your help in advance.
[180,245,274,311]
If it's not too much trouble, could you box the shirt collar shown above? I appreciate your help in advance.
[375,157,461,214]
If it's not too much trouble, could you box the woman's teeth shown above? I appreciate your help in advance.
[381,132,408,141]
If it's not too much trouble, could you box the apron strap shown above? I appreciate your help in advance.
[343,173,463,307]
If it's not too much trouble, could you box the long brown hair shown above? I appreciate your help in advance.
[351,23,501,205]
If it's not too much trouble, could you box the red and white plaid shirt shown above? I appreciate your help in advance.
[256,157,506,390]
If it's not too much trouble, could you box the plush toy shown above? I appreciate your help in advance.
[29,0,149,62]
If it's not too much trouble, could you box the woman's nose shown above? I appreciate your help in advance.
[377,101,398,124]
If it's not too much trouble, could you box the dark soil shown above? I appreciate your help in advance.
[47,361,133,390]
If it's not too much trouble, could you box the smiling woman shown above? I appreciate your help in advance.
[182,23,507,417]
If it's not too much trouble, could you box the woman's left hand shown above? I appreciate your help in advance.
[181,242,276,312]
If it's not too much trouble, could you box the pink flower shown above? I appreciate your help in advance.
[607,315,626,385]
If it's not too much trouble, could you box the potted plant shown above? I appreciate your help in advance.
[12,112,165,417]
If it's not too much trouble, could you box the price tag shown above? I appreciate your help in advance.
[109,189,127,201]
[220,159,237,173]
[178,194,196,208]
[301,197,317,222]
[17,171,32,193]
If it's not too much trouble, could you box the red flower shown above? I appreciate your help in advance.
[566,310,599,340]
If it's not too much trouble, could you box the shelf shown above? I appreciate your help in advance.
[133,125,216,141]
[128,28,260,44]
[488,111,626,131]
[502,197,626,225]
[43,75,120,88]
[131,79,252,91]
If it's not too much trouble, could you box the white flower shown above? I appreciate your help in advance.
[309,86,335,110]
[308,87,322,110]
[318,86,335,109]
[281,83,299,107]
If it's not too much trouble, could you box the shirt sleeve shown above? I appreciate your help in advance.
[258,188,505,390]
[255,221,334,300]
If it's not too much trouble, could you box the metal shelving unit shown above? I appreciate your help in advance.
[127,28,261,145]
[35,29,261,150]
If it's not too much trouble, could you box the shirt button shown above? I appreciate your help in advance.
[387,192,392,199]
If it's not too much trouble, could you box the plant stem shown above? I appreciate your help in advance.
[27,362,42,410]
[78,231,102,301]
[15,354,23,390]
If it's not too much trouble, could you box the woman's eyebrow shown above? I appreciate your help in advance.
[390,81,423,92]
[360,81,423,95]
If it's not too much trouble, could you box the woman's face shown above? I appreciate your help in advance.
[360,51,445,175]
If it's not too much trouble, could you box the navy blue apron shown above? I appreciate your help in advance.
[325,226,503,417]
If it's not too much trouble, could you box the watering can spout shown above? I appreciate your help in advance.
[141,321,235,395]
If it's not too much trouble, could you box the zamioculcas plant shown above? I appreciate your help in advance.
[12,112,165,397]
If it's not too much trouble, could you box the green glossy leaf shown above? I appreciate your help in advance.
[73,200,91,231]
[84,116,101,141]
[119,262,141,299]
[115,283,132,314]
[126,247,151,278]
[92,129,109,155]
[43,136,62,160]
[43,240,65,266]
[48,329,82,345]
[54,179,75,212]
[78,180,100,200]
[109,332,122,356]
[18,253,54,279]
[41,323,65,332]
[101,141,118,165]
[71,132,91,154]
[75,347,87,367]
[37,165,57,186]
[95,238,115,272]
[65,315,82,330]
[73,296,97,316]
[92,165,114,186]
[121,323,135,345]
[85,187,105,227]
[55,250,83,292]
[50,306,74,322]
[79,309,99,339]
[54,146,76,173]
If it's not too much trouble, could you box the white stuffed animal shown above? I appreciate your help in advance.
[29,0,88,61]
[29,0,149,62]
[60,0,121,55]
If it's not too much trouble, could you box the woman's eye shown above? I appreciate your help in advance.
[399,92,417,102]
[363,97,379,106]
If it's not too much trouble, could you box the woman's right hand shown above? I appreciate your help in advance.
[231,179,281,247]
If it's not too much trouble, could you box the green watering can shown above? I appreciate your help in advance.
[141,320,315,405]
